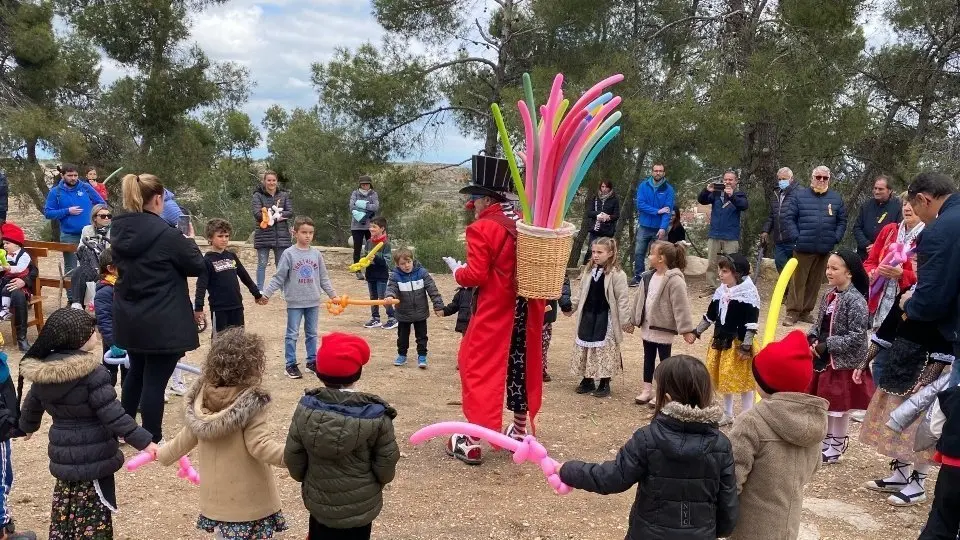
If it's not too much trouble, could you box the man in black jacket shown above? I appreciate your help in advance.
[761,167,798,273]
[853,175,901,260]
[903,172,960,388]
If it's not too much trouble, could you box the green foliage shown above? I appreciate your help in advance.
[393,202,464,274]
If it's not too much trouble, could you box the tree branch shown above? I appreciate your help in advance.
[646,10,743,41]
[423,56,499,73]
[371,105,490,143]
[475,18,498,46]
[427,157,471,173]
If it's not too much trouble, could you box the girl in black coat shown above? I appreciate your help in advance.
[111,173,205,444]
[19,308,156,539]
[558,355,738,540]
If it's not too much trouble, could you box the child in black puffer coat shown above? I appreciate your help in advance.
[19,308,156,539]
[557,355,738,540]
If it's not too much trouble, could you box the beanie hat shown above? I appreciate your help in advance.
[752,330,814,394]
[1,223,25,247]
[315,332,370,386]
[25,308,96,360]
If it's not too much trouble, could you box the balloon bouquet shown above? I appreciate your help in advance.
[412,72,626,495]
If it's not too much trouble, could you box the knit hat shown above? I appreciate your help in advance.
[1,223,25,247]
[752,330,814,394]
[25,308,96,360]
[315,332,370,386]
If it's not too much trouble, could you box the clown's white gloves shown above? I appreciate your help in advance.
[443,256,465,274]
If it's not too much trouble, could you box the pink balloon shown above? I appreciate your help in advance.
[518,100,537,215]
[556,74,624,140]
[409,421,573,495]
[125,451,155,471]
[178,456,200,485]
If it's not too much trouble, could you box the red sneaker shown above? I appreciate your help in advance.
[446,434,482,465]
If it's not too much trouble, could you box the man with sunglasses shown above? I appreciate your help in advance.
[902,172,960,388]
[782,166,848,326]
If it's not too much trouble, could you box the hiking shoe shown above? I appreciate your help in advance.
[4,520,37,540]
[285,365,303,379]
[417,355,428,369]
[382,318,398,330]
[355,271,364,280]
[305,362,317,374]
[446,434,482,465]
[363,318,382,329]
[575,378,596,394]
[394,355,407,367]
[782,314,798,327]
[169,381,188,396]
[799,312,816,324]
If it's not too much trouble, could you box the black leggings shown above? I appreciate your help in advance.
[919,464,960,539]
[352,229,371,263]
[309,516,371,540]
[121,352,181,443]
[642,340,672,383]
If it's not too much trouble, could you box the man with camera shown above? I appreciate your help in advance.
[697,170,749,291]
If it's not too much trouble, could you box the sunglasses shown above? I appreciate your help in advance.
[96,214,112,219]
[813,175,830,181]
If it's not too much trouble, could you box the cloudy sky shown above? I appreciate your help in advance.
[97,0,485,165]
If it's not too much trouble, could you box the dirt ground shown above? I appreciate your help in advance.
[2,261,936,540]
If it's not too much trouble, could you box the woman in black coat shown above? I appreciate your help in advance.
[583,180,620,263]
[111,173,205,443]
[19,308,155,539]
[251,170,293,289]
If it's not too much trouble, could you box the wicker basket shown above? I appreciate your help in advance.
[516,221,577,299]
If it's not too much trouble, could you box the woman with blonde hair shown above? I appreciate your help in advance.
[110,174,205,444]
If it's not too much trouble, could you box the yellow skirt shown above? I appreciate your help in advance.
[705,339,757,394]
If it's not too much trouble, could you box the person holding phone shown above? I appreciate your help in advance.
[697,170,749,293]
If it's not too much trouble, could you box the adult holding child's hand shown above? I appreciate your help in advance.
[111,173,205,444]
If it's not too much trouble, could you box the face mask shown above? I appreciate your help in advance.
[778,179,790,190]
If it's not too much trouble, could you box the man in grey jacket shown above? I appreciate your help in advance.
[349,176,380,280]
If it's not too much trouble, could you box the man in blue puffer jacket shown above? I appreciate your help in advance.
[781,165,847,325]
[697,170,749,290]
[632,163,674,285]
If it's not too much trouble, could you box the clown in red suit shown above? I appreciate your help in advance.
[443,156,546,465]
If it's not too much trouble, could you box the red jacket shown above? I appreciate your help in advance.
[863,222,917,313]
[455,204,545,432]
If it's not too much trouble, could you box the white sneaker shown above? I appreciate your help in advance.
[169,381,188,396]
[163,390,170,403]
[0,309,10,321]
[70,302,83,310]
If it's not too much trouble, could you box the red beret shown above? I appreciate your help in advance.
[316,332,370,385]
[1,223,25,247]
[752,330,814,394]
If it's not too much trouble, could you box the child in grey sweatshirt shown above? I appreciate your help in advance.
[262,216,338,379]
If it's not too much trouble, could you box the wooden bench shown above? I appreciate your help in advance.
[10,240,79,334]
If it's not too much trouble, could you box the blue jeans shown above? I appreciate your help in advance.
[0,439,11,525]
[633,227,659,280]
[774,242,794,273]
[256,247,284,290]
[285,307,318,368]
[60,232,81,302]
[367,280,394,319]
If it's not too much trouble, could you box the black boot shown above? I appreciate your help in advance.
[14,321,28,352]
[592,378,611,398]
[575,378,596,394]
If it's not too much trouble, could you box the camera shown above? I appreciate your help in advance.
[712,181,725,190]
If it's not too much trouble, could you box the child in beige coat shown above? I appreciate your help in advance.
[157,328,287,539]
[631,240,695,406]
[728,330,828,540]
[569,237,632,398]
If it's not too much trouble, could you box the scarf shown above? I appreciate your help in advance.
[874,220,924,327]
[597,190,613,202]
[712,276,760,325]
[650,177,666,189]
[102,274,117,286]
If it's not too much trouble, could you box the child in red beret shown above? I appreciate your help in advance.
[284,333,399,540]
[726,330,828,540]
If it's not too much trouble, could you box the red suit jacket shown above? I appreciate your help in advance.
[455,204,545,433]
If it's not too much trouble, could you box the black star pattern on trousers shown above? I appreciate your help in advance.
[506,297,528,413]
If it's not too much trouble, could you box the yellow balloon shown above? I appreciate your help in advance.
[755,257,798,403]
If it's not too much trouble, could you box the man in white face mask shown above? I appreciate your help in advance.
[761,167,798,273]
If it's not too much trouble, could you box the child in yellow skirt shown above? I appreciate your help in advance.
[692,253,760,426]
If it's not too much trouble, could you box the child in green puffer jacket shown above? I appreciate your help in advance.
[284,332,399,540]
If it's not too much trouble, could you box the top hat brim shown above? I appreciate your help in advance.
[459,185,508,201]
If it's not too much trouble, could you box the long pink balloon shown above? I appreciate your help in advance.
[518,100,537,215]
[548,108,590,195]
[410,421,573,495]
[126,452,154,471]
[556,74,624,141]
[553,96,622,218]
[535,75,565,226]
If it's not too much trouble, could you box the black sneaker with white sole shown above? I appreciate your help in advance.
[285,365,303,379]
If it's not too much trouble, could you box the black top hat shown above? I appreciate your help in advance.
[460,155,515,201]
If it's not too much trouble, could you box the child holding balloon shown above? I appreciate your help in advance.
[570,237,632,398]
[692,253,761,426]
[156,327,288,539]
[806,248,871,465]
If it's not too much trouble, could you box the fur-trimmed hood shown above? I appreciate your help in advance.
[184,382,272,441]
[19,352,101,385]
[661,401,723,424]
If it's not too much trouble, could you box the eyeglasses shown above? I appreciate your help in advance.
[813,175,830,181]
[96,214,112,219]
